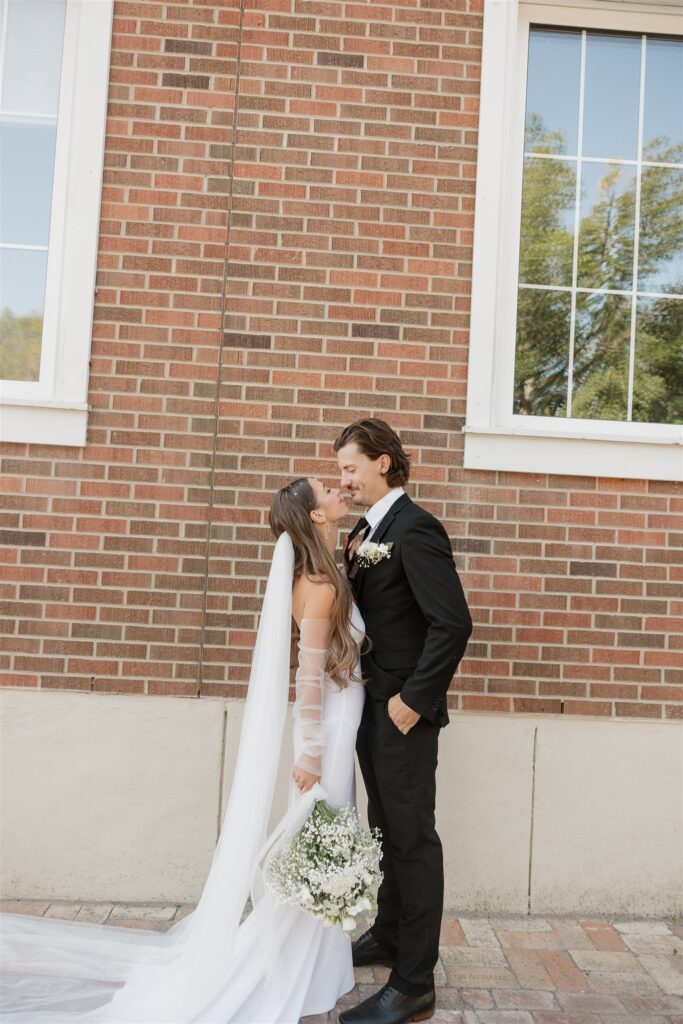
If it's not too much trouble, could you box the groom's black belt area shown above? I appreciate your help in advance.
[361,653,412,691]
[362,652,422,682]
[366,648,423,664]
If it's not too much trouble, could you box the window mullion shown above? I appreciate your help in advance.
[566,30,587,419]
[627,35,647,423]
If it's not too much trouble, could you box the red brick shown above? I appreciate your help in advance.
[578,920,628,951]
[537,951,590,992]
[0,0,678,718]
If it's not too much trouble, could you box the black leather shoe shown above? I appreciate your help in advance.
[338,983,435,1024]
[351,929,395,967]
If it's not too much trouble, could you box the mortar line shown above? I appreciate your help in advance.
[196,0,247,696]
[527,725,538,914]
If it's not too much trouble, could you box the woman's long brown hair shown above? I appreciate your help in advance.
[269,478,363,689]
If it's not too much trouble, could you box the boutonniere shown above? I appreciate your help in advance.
[356,541,393,568]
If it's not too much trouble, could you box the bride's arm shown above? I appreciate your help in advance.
[292,578,334,793]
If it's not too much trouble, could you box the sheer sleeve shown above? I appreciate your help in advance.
[292,617,331,778]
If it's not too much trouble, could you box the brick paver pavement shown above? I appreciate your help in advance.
[1,902,682,1022]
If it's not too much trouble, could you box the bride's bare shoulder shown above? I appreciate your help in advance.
[292,574,335,622]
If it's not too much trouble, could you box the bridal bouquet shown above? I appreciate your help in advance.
[264,800,383,934]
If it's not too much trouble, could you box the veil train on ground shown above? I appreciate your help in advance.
[0,531,328,1023]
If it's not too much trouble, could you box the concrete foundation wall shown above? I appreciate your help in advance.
[1,689,681,916]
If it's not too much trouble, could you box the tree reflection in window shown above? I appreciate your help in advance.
[514,28,683,425]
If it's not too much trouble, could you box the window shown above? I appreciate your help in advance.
[464,0,683,481]
[0,0,113,446]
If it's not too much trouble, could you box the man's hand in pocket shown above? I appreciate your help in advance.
[387,694,420,734]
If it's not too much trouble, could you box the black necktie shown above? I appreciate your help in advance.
[345,516,370,565]
[348,516,370,543]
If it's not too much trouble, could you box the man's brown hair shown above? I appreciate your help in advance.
[333,418,411,488]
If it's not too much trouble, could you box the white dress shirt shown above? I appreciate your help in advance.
[363,486,405,542]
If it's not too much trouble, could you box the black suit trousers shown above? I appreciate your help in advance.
[356,693,443,996]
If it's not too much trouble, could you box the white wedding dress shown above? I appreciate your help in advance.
[0,531,367,1024]
[221,602,366,1023]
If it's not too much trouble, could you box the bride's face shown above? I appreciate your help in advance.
[308,478,349,526]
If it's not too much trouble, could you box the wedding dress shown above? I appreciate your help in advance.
[0,533,366,1023]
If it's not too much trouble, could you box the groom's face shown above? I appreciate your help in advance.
[337,442,391,508]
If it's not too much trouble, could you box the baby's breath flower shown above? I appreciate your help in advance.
[356,541,393,568]
[264,801,383,934]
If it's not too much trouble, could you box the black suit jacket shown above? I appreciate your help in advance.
[348,493,472,727]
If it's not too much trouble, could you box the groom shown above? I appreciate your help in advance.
[335,419,472,1024]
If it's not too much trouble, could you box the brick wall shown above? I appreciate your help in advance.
[1,0,681,719]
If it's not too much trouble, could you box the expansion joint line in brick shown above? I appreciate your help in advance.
[196,0,246,696]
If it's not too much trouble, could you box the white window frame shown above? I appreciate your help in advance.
[0,0,113,446]
[464,0,683,482]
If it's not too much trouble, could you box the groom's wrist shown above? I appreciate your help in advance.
[397,692,421,719]
[399,690,444,723]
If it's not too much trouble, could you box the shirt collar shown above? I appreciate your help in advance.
[365,486,405,530]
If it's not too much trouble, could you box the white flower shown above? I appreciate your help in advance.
[264,800,383,936]
[356,541,393,568]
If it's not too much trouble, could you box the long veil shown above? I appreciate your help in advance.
[0,531,327,1022]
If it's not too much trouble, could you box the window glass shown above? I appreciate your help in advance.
[582,33,641,162]
[515,27,683,425]
[633,297,683,424]
[637,165,683,296]
[524,28,581,155]
[0,0,66,382]
[0,249,48,381]
[642,37,683,158]
[577,161,636,292]
[1,0,66,115]
[514,288,571,417]
[572,291,632,421]
[0,123,57,246]
[519,157,576,288]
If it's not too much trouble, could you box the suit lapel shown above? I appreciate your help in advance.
[353,492,412,600]
[370,492,411,545]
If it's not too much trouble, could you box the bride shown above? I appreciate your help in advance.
[0,477,367,1023]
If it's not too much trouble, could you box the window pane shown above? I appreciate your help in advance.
[0,122,57,246]
[577,161,636,292]
[583,33,641,161]
[0,249,47,381]
[643,37,683,161]
[514,288,571,416]
[1,0,66,116]
[0,247,48,316]
[632,297,683,424]
[0,0,67,384]
[637,165,683,297]
[572,291,631,421]
[519,157,576,288]
[525,28,581,156]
